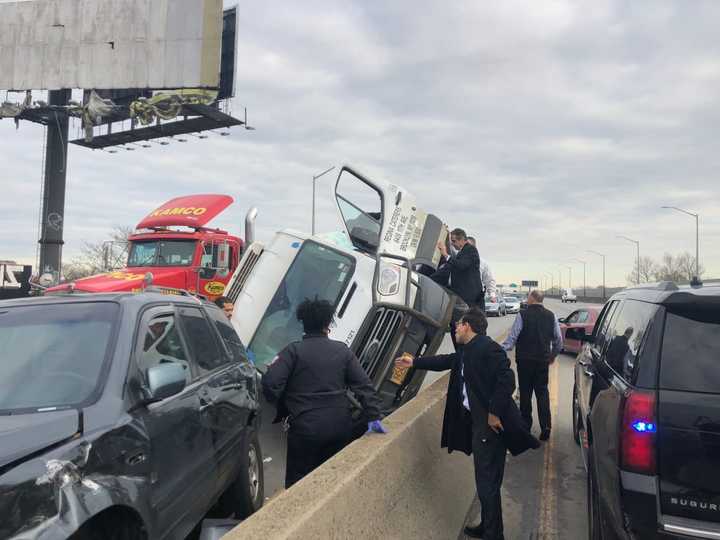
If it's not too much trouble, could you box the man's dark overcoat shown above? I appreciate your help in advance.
[414,334,540,456]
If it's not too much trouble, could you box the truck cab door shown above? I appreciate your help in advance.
[334,166,447,270]
[198,241,231,298]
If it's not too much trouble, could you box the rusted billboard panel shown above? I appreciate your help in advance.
[0,0,223,91]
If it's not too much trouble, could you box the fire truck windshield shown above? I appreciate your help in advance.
[127,240,197,267]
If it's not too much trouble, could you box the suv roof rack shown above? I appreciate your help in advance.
[142,286,202,302]
[626,281,679,292]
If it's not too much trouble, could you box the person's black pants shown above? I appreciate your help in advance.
[472,429,507,540]
[516,357,551,431]
[285,409,352,488]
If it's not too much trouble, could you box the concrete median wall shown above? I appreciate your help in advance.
[224,372,474,540]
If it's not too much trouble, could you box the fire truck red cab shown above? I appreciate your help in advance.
[47,194,243,299]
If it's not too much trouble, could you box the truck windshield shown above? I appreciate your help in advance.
[0,302,119,412]
[248,241,354,370]
[128,239,197,267]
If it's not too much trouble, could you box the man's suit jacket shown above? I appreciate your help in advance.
[414,334,540,456]
[430,242,482,306]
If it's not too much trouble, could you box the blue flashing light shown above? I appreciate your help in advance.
[632,421,656,433]
[291,242,301,248]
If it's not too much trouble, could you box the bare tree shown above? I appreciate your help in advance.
[61,226,133,281]
[675,251,705,281]
[654,253,685,282]
[626,256,658,285]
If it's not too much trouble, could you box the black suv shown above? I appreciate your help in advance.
[0,292,263,540]
[571,282,720,539]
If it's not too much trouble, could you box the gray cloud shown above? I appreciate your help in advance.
[1,0,718,287]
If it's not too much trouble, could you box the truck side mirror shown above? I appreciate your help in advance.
[217,241,230,274]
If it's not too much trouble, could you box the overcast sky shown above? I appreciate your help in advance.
[2,0,718,288]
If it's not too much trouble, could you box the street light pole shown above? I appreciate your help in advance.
[661,206,701,285]
[557,269,562,295]
[587,250,606,300]
[311,166,335,236]
[565,265,572,291]
[573,259,587,298]
[618,235,640,285]
[544,272,554,295]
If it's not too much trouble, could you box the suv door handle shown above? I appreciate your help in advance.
[199,396,217,412]
[578,359,590,366]
[583,368,594,377]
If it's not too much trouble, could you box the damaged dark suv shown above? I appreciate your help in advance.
[0,292,263,540]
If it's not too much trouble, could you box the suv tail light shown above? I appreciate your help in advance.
[620,390,657,475]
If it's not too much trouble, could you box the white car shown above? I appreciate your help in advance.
[561,288,578,303]
[484,296,506,317]
[504,296,521,314]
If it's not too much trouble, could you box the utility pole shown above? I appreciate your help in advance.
[38,89,71,284]
[311,166,335,236]
[573,258,587,298]
[587,250,606,300]
[661,206,701,285]
[565,265,572,291]
[618,235,640,285]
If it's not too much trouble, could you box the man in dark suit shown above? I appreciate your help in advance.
[395,309,539,540]
[430,228,482,349]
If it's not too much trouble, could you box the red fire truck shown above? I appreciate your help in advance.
[47,194,245,299]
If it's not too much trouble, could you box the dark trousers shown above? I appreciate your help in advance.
[285,409,351,488]
[516,357,551,431]
[472,428,507,540]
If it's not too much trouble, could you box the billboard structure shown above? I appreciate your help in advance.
[0,0,246,284]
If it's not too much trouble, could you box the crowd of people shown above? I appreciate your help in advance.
[240,226,563,540]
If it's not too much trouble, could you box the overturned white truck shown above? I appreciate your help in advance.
[225,166,457,415]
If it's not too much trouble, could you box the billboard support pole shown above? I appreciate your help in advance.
[38,89,71,284]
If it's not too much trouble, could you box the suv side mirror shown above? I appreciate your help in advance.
[147,363,187,401]
[566,327,593,343]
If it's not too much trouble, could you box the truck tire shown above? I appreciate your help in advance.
[226,430,264,519]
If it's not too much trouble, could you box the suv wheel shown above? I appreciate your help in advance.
[587,450,604,540]
[224,430,264,519]
[572,385,581,445]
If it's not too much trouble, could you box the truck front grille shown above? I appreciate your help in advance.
[356,307,404,380]
[225,243,263,302]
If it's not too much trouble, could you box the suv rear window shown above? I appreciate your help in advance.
[660,308,720,393]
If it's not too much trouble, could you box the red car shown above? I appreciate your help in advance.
[558,306,602,354]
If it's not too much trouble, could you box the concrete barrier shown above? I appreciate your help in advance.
[224,371,474,540]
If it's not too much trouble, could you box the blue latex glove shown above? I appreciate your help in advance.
[367,419,388,434]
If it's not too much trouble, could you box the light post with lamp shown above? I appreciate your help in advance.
[311,166,335,236]
[661,206,701,286]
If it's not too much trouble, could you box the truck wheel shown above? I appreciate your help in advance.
[226,430,264,519]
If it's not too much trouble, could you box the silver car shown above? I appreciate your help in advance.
[484,295,506,316]
[504,296,521,314]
